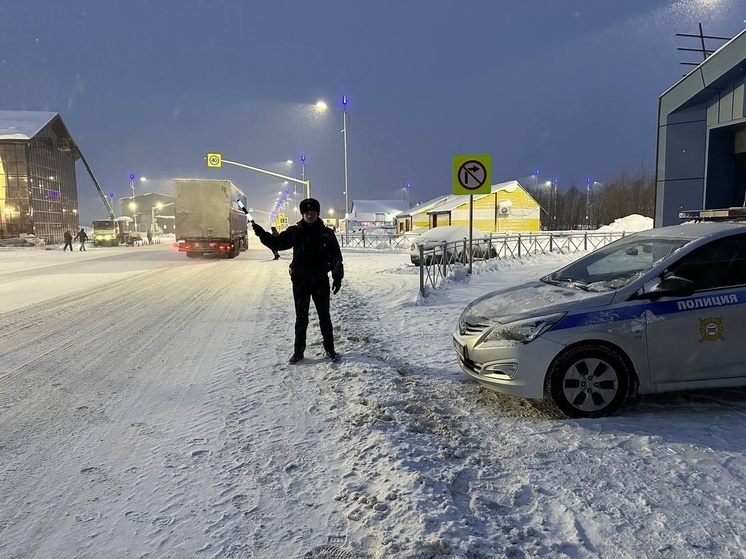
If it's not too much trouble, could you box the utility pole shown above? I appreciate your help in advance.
[402,179,410,206]
[129,173,137,231]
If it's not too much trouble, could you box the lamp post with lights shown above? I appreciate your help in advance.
[129,173,137,231]
[315,96,351,241]
[206,156,310,199]
[152,202,174,236]
[129,201,137,233]
[342,95,350,242]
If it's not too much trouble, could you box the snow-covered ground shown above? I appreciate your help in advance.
[2,217,746,559]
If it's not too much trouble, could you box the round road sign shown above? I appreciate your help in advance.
[457,160,487,190]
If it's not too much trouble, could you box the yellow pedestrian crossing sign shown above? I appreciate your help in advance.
[453,154,492,195]
[206,153,222,168]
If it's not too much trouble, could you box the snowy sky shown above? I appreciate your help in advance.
[2,1,745,221]
[3,215,746,558]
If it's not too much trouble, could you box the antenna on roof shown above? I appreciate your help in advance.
[676,23,730,75]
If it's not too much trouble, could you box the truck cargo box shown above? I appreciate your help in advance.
[173,179,248,258]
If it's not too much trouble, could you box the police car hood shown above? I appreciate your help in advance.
[465,280,616,325]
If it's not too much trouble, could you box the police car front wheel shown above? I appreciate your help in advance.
[544,344,631,418]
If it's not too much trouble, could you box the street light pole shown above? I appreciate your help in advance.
[342,95,350,242]
[212,158,310,198]
[129,174,137,231]
[298,154,306,221]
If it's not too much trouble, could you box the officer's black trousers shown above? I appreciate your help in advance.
[292,275,334,355]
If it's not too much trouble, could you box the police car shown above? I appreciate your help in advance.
[453,208,746,418]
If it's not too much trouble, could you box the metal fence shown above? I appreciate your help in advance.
[339,230,628,297]
[338,232,411,250]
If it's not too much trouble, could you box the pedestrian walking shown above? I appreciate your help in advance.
[251,198,344,364]
[147,229,153,245]
[270,226,281,260]
[75,228,88,251]
[63,230,73,252]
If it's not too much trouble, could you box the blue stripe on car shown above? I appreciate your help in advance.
[552,289,744,332]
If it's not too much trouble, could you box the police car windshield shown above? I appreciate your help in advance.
[546,236,690,292]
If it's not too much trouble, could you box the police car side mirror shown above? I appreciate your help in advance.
[645,275,695,300]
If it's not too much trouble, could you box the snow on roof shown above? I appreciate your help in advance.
[400,180,525,217]
[427,180,523,213]
[0,110,58,140]
[352,200,409,215]
[397,195,452,217]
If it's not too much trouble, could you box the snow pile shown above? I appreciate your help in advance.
[596,213,652,233]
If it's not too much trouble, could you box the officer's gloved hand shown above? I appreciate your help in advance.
[332,278,342,295]
[251,222,265,236]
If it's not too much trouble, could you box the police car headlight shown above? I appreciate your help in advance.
[481,312,566,344]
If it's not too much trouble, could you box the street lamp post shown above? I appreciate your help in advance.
[298,154,306,221]
[152,202,174,236]
[129,173,137,231]
[129,201,137,232]
[342,95,350,242]
[314,97,351,240]
[210,158,310,199]
[541,181,552,230]
[552,178,558,229]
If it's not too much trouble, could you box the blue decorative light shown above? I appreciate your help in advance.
[342,95,348,106]
[129,173,135,181]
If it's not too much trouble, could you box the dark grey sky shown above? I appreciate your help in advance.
[2,0,744,221]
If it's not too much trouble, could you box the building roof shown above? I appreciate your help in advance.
[352,199,409,215]
[659,27,746,116]
[396,195,451,218]
[0,110,59,140]
[427,180,523,213]
[398,180,526,217]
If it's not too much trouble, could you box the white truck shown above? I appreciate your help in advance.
[173,179,248,258]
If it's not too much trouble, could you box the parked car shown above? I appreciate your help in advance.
[452,220,746,418]
[409,225,496,266]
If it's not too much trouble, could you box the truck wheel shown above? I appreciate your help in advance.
[544,344,630,418]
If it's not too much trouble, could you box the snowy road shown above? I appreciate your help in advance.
[2,243,746,558]
[1,244,361,557]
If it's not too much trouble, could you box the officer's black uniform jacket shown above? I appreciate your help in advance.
[258,219,343,283]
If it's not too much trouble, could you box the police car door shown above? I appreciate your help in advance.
[645,234,746,385]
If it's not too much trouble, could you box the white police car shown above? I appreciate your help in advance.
[453,209,746,417]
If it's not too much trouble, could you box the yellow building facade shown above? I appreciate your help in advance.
[397,181,540,234]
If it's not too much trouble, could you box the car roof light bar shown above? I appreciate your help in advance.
[679,207,746,221]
